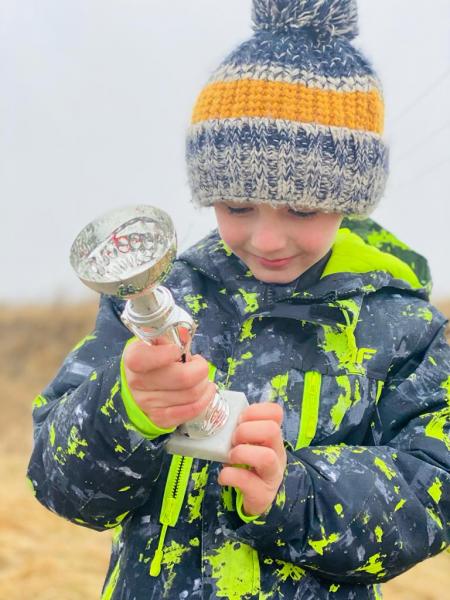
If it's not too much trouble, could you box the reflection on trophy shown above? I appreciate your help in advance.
[70,205,248,462]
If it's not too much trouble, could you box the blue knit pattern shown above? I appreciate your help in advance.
[219,31,375,80]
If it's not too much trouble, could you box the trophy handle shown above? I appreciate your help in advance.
[121,286,197,355]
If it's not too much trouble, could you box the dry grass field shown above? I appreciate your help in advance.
[1,300,449,600]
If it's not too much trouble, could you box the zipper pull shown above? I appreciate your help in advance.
[149,523,169,577]
[161,497,176,525]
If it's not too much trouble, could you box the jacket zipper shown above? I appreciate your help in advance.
[149,454,194,577]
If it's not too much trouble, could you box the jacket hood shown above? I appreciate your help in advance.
[178,217,431,305]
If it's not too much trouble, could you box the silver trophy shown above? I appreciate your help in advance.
[70,205,248,462]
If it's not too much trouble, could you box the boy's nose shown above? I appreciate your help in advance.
[250,223,287,256]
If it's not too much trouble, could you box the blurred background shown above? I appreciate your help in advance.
[1,1,449,598]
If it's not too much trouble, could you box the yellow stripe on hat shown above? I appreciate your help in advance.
[192,79,384,134]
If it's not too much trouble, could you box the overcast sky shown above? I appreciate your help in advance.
[1,0,449,303]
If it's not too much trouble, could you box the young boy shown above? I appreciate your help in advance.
[28,1,450,599]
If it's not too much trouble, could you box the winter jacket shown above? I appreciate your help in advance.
[27,217,450,600]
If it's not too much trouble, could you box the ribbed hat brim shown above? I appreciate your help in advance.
[186,118,389,216]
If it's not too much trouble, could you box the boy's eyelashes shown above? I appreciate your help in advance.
[226,206,253,215]
[288,208,318,219]
[225,205,318,219]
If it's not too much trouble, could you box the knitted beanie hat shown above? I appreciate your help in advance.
[185,0,389,215]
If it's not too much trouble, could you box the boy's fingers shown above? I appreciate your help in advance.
[124,339,181,373]
[218,467,269,515]
[228,444,281,482]
[143,384,215,429]
[238,403,284,425]
[133,379,213,408]
[130,354,209,391]
[232,420,285,457]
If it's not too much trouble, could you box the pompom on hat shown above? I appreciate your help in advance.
[186,0,389,216]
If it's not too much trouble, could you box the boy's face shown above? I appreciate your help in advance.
[214,202,343,284]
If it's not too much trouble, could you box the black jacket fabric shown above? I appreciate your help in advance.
[28,218,450,599]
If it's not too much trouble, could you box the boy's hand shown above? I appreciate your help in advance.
[218,403,286,517]
[123,338,216,430]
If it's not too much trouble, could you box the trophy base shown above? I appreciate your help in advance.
[165,391,249,462]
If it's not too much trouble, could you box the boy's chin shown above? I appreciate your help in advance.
[251,268,305,285]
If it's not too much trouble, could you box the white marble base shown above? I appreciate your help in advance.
[165,391,249,462]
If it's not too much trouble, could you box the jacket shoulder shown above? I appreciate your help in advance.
[342,217,432,293]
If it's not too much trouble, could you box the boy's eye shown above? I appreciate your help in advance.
[288,208,318,218]
[226,206,253,215]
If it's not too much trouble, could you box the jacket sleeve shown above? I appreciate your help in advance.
[27,295,172,532]
[219,314,450,584]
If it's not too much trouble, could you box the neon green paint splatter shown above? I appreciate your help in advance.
[355,553,386,577]
[101,558,121,600]
[361,512,370,525]
[215,239,233,256]
[361,284,377,294]
[118,486,130,492]
[374,526,383,543]
[104,511,130,529]
[275,486,286,509]
[187,465,209,523]
[424,408,450,450]
[373,584,383,600]
[312,446,343,465]
[330,375,352,429]
[427,508,443,529]
[394,498,406,512]
[190,537,200,547]
[374,457,397,480]
[221,486,234,511]
[428,478,443,503]
[308,533,339,556]
[160,540,190,592]
[49,423,56,446]
[320,299,365,375]
[90,370,98,381]
[367,229,409,251]
[441,376,450,405]
[101,381,120,418]
[114,444,126,454]
[184,294,208,315]
[238,289,259,313]
[111,525,122,544]
[417,307,433,322]
[334,504,344,517]
[53,445,66,465]
[375,380,384,404]
[271,373,289,403]
[227,352,253,378]
[67,426,88,460]
[329,584,340,592]
[240,319,256,341]
[72,333,97,352]
[26,477,36,496]
[274,559,305,582]
[428,356,437,366]
[33,394,48,409]
[206,541,259,599]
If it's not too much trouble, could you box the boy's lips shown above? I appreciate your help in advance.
[254,255,295,269]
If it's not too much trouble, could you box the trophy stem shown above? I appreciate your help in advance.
[121,288,230,438]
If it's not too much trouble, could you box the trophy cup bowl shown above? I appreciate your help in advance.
[70,205,176,299]
[70,205,248,462]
